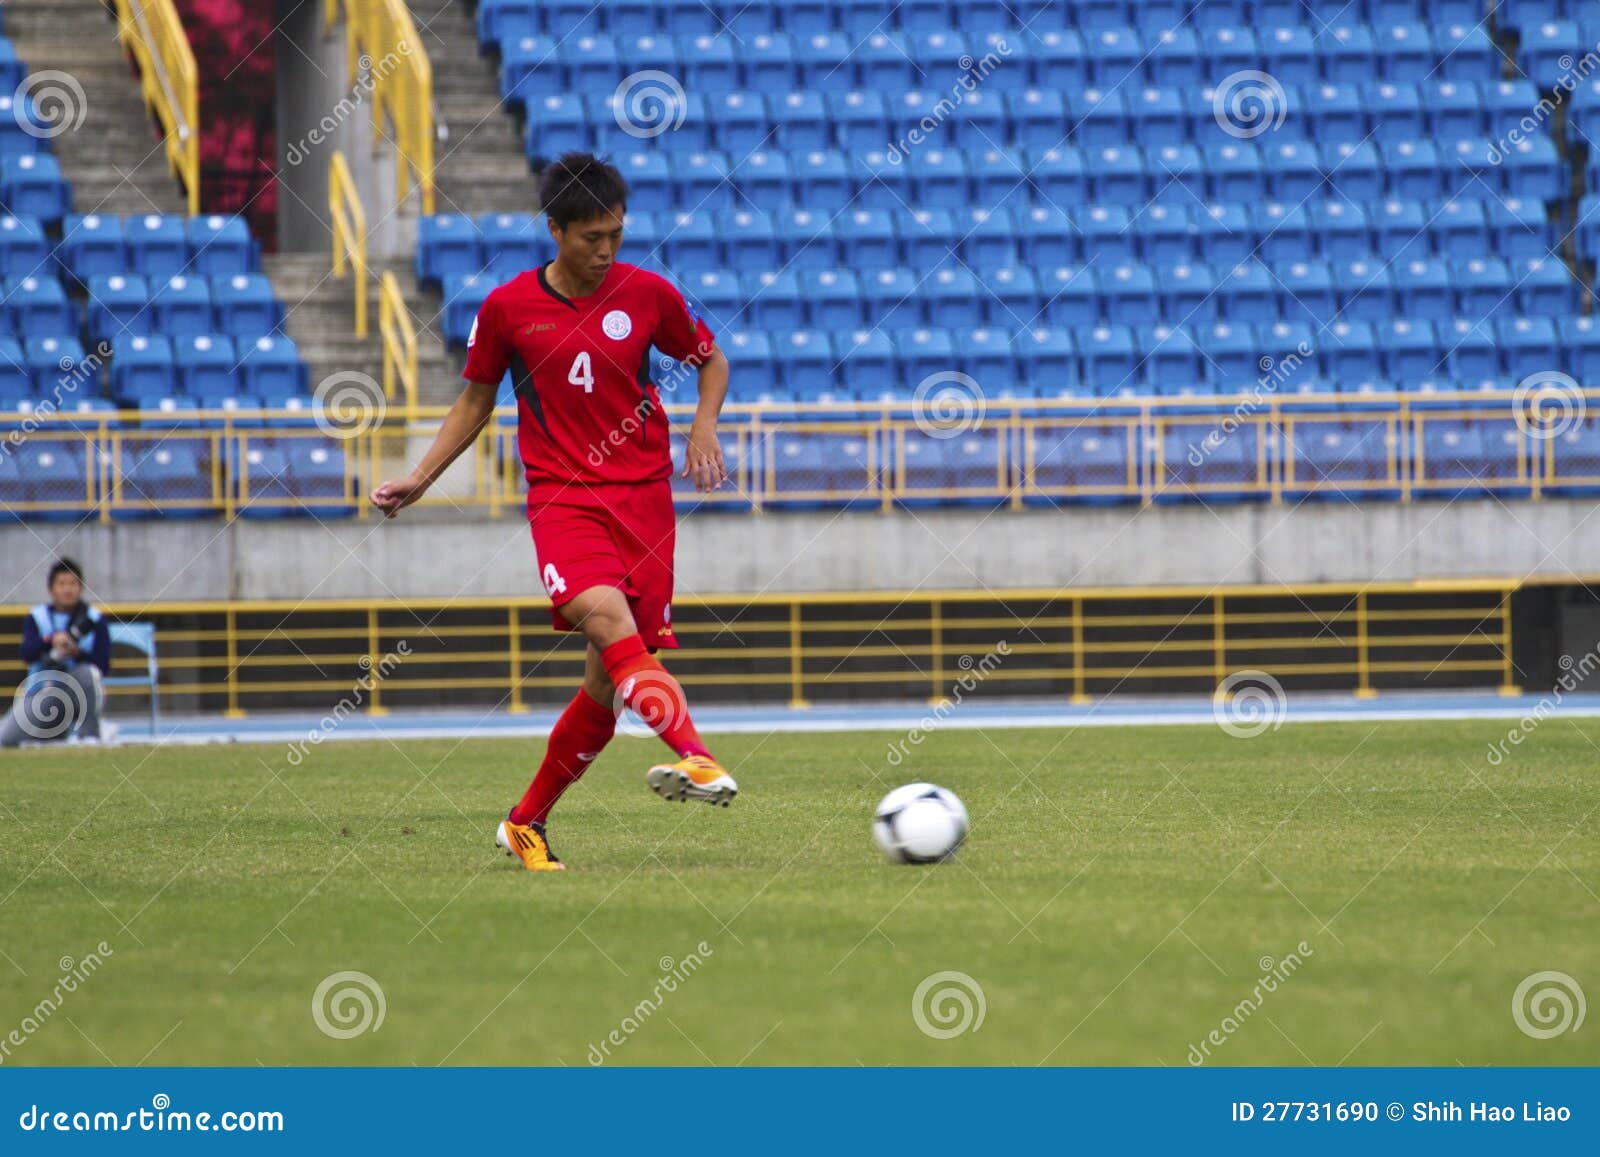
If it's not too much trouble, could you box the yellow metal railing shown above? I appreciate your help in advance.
[110,0,200,215]
[329,150,369,337]
[0,582,1524,713]
[379,270,419,415]
[325,0,435,213]
[7,392,1600,519]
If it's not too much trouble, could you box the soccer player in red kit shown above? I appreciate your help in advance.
[370,153,737,872]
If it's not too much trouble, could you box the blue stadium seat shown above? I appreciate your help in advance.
[1443,318,1499,383]
[836,329,894,397]
[87,273,148,342]
[720,330,777,399]
[722,209,779,271]
[1521,20,1581,88]
[1393,258,1454,320]
[60,214,126,282]
[1160,261,1220,324]
[118,441,213,519]
[775,329,835,398]
[1453,257,1513,321]
[1322,321,1381,382]
[443,273,493,346]
[713,91,771,154]
[0,94,45,157]
[800,269,863,330]
[151,274,213,340]
[776,209,833,271]
[745,269,803,330]
[525,94,591,157]
[126,215,190,280]
[24,336,87,395]
[111,334,175,403]
[175,334,238,399]
[1498,316,1560,382]
[240,335,306,398]
[860,268,921,331]
[418,215,482,285]
[0,213,46,278]
[0,335,26,399]
[187,215,255,276]
[771,91,828,151]
[895,326,956,385]
[213,273,282,339]
[4,274,72,334]
[501,36,558,107]
[0,154,69,221]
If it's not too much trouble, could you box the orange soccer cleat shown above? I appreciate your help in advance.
[495,818,566,871]
[646,754,738,808]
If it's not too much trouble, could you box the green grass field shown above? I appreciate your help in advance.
[1,719,1596,1067]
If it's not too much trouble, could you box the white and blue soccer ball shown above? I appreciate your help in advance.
[873,783,969,864]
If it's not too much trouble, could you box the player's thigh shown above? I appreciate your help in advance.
[558,584,637,647]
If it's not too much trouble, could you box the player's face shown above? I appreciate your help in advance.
[552,204,625,282]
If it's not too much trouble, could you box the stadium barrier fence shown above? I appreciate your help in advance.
[4,392,1600,519]
[329,150,369,337]
[0,581,1521,718]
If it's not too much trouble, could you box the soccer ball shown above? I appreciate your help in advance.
[873,783,969,864]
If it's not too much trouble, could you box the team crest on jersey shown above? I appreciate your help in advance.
[602,309,633,340]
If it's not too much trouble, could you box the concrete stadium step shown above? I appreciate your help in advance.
[263,253,458,407]
[3,1,189,216]
[403,0,540,218]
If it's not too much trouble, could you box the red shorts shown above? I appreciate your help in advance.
[528,479,678,650]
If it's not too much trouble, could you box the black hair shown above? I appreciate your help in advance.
[48,558,83,587]
[538,152,629,230]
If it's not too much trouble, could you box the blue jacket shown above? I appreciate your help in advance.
[21,603,111,676]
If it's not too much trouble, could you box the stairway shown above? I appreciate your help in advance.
[408,0,537,217]
[2,0,188,216]
[264,252,461,409]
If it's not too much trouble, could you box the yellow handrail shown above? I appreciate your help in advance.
[110,0,200,215]
[379,270,418,415]
[329,150,369,337]
[326,0,435,214]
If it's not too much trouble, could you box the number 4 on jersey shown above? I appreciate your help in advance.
[568,351,594,394]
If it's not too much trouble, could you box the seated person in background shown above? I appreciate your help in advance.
[2,558,111,747]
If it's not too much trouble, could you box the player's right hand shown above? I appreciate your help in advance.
[369,473,428,518]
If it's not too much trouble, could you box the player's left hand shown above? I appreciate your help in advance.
[682,424,727,493]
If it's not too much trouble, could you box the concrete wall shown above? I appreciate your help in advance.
[4,499,1599,605]
[274,0,408,258]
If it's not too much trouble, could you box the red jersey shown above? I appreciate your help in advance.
[462,261,716,486]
